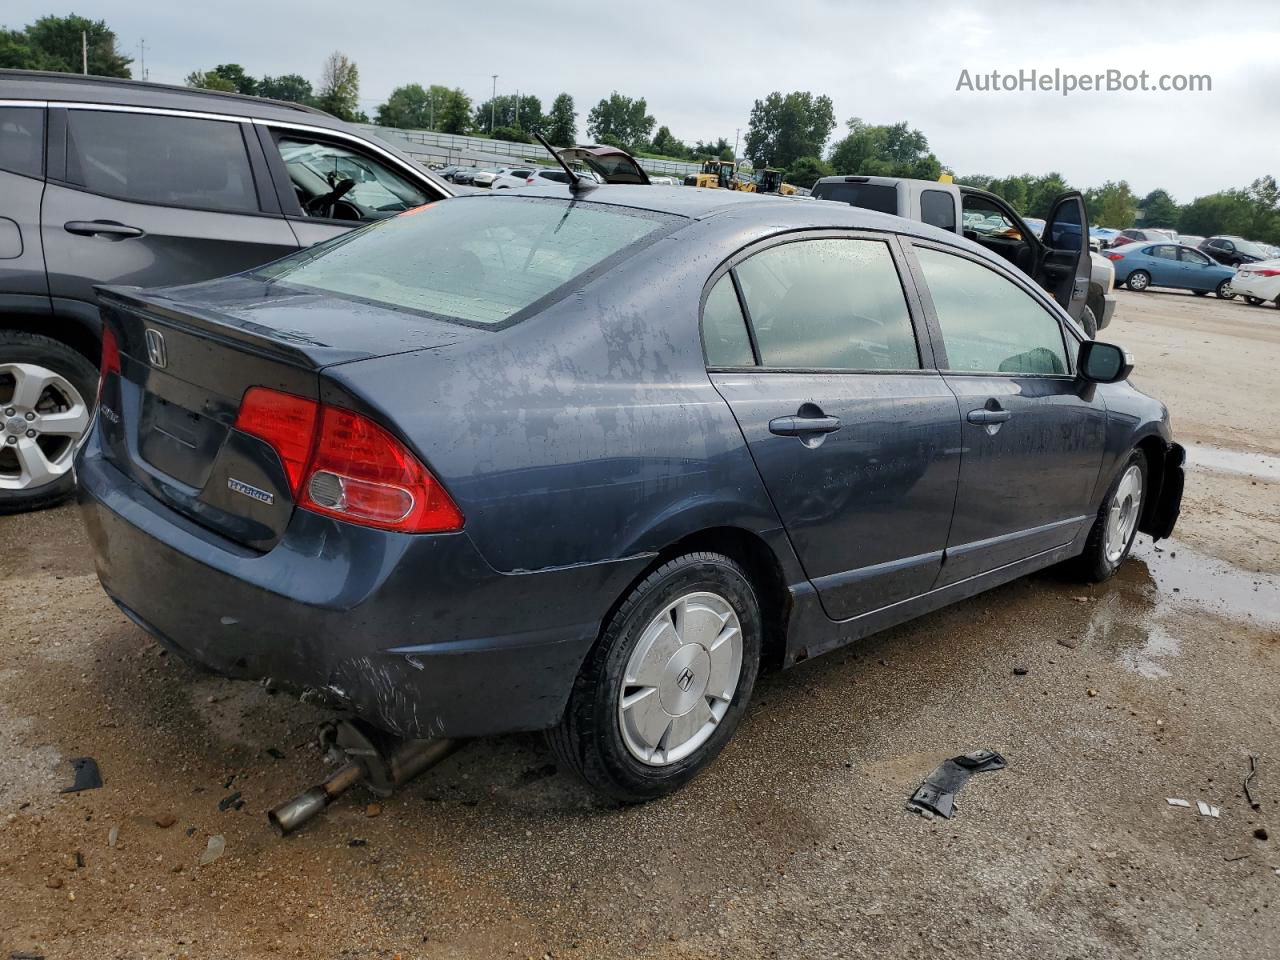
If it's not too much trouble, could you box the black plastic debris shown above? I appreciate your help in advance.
[1245,755,1262,811]
[907,749,1007,819]
[218,791,244,812]
[60,757,102,794]
[265,748,286,760]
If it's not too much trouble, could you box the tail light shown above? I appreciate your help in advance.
[234,388,463,533]
[97,326,121,403]
[1104,252,1125,261]
[1252,268,1280,277]
[526,177,537,185]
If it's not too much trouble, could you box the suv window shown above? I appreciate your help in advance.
[702,275,754,367]
[921,190,956,232]
[0,106,44,179]
[65,110,258,213]
[734,238,919,370]
[274,135,428,221]
[915,247,1068,376]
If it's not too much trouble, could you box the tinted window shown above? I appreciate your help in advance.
[921,190,956,231]
[1047,198,1084,250]
[1148,245,1179,261]
[65,110,258,213]
[537,170,571,184]
[916,247,1068,376]
[811,181,898,214]
[1179,248,1211,265]
[0,107,44,179]
[258,197,673,326]
[735,238,918,370]
[702,275,754,367]
[277,136,428,220]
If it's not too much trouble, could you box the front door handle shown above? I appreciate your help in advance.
[967,408,1012,425]
[64,220,144,239]
[769,414,842,436]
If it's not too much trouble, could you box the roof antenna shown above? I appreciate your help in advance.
[534,131,597,195]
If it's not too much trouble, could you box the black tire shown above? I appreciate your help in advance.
[1192,290,1208,297]
[0,330,99,515]
[1071,448,1148,583]
[1081,305,1098,339]
[1126,270,1151,291]
[548,552,762,802]
[1245,296,1264,306]
[1216,279,1236,300]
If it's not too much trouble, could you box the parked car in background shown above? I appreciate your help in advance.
[1232,260,1280,307]
[1200,236,1271,267]
[450,168,477,186]
[0,69,451,514]
[1177,234,1205,250]
[649,176,677,185]
[435,165,465,182]
[1091,226,1121,248]
[809,175,1112,335]
[1114,228,1176,247]
[479,166,536,189]
[499,168,603,189]
[1105,242,1237,298]
[80,186,1182,801]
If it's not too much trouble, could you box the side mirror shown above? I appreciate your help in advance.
[1078,340,1133,383]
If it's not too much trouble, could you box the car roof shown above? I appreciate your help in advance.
[0,68,335,125]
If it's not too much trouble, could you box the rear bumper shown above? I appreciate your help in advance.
[77,439,651,738]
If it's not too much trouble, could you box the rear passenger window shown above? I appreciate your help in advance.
[0,107,44,179]
[735,238,919,370]
[921,190,956,232]
[702,275,754,367]
[65,110,258,214]
[915,247,1068,376]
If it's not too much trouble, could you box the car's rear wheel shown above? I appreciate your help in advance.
[1245,295,1264,306]
[1216,279,1236,300]
[1126,270,1151,291]
[0,331,97,515]
[1072,448,1147,583]
[549,552,762,802]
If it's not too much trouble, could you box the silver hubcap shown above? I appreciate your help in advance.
[1104,464,1143,564]
[0,363,90,492]
[1131,273,1148,289]
[619,591,743,766]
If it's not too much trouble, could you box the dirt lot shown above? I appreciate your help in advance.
[1,288,1278,959]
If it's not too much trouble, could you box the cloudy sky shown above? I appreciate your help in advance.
[10,0,1277,199]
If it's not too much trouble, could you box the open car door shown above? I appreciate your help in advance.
[556,145,651,185]
[1038,192,1091,321]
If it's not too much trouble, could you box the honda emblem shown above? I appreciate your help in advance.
[144,328,167,368]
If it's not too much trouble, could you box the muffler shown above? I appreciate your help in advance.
[268,719,461,836]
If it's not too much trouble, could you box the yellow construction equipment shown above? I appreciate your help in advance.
[685,159,753,190]
[755,168,796,195]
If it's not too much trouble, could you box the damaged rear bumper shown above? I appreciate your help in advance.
[77,445,650,739]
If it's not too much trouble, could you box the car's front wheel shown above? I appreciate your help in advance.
[1216,279,1236,300]
[549,552,762,802]
[0,331,98,515]
[1126,270,1151,291]
[1072,449,1147,583]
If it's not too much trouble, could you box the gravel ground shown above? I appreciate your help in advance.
[1,288,1278,959]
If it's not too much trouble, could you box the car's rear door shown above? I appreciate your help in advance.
[1144,244,1183,286]
[40,106,299,317]
[906,241,1106,584]
[705,232,962,622]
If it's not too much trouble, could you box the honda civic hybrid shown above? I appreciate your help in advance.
[77,187,1183,801]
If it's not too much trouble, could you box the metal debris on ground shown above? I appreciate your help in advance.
[1166,798,1192,808]
[907,749,1007,820]
[60,757,102,793]
[107,825,119,848]
[218,791,243,812]
[1245,755,1262,811]
[198,835,225,866]
[1197,801,1221,819]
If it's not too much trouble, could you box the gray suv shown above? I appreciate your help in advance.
[0,69,451,513]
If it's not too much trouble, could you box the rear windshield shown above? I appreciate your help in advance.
[256,196,676,327]
[811,181,899,214]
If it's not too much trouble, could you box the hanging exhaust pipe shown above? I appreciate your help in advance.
[268,722,461,836]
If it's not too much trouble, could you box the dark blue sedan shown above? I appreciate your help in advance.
[1106,241,1237,297]
[78,188,1184,801]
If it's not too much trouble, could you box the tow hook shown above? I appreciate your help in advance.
[268,718,461,836]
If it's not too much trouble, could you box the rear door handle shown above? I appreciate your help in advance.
[768,415,842,436]
[64,220,144,239]
[967,408,1012,424]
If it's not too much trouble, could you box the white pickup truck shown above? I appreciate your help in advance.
[810,176,1116,337]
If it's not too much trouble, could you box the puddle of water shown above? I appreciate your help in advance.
[1129,537,1280,628]
[1184,443,1280,482]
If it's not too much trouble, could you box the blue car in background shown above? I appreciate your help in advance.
[1104,241,1237,298]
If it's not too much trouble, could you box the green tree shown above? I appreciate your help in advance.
[545,93,576,146]
[437,88,471,135]
[693,137,734,162]
[1024,173,1072,220]
[315,51,361,122]
[474,94,544,134]
[586,92,655,151]
[649,125,688,159]
[785,156,832,190]
[376,83,436,129]
[185,64,256,95]
[491,125,532,143]
[1178,191,1253,238]
[258,74,313,103]
[1084,180,1139,228]
[986,175,1029,214]
[4,14,131,76]
[1140,188,1179,228]
[828,118,940,180]
[743,91,835,171]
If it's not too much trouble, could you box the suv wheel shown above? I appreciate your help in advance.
[0,331,98,514]
[549,552,762,802]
